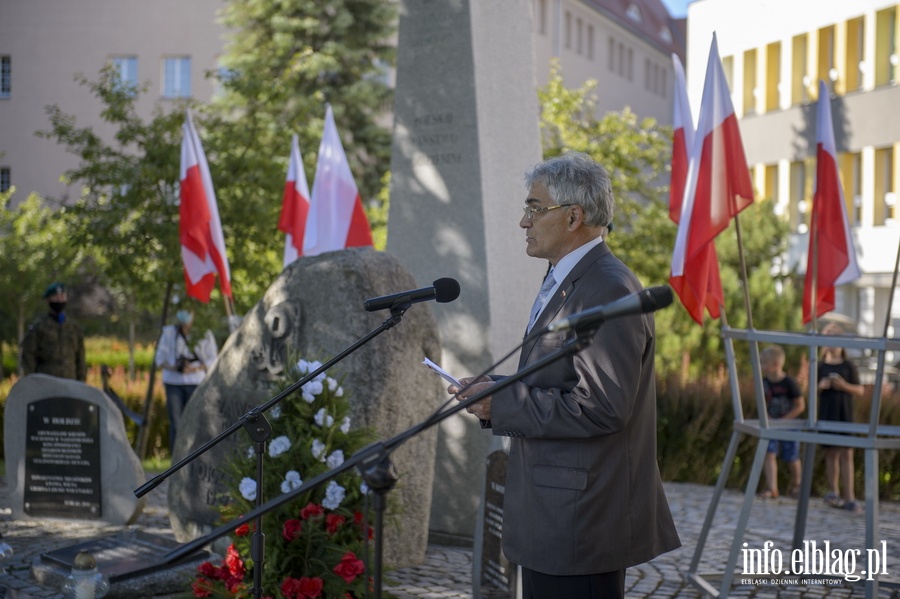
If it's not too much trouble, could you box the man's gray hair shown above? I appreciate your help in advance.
[524,152,614,228]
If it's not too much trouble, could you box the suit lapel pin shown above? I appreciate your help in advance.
[561,290,567,298]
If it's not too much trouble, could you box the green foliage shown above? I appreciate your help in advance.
[194,356,376,598]
[0,190,86,351]
[38,66,186,319]
[537,60,802,378]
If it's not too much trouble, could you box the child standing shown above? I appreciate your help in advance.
[759,345,805,499]
[818,323,865,513]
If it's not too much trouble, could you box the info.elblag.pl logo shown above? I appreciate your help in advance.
[742,540,890,583]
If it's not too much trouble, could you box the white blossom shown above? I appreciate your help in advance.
[302,390,316,403]
[303,380,324,396]
[360,481,370,495]
[340,416,351,434]
[239,477,257,501]
[322,480,346,510]
[326,450,345,469]
[327,377,339,392]
[281,470,303,494]
[311,439,327,461]
[315,408,334,428]
[268,435,291,457]
[270,405,282,420]
[335,386,344,397]
[246,446,256,459]
[296,359,311,373]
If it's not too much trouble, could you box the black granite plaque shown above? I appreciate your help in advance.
[23,397,102,518]
[40,531,209,582]
[479,449,516,598]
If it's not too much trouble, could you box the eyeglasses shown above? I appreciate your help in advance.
[522,203,573,220]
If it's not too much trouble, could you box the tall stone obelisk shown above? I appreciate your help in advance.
[387,0,543,543]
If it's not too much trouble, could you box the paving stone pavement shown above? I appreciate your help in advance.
[2,474,900,598]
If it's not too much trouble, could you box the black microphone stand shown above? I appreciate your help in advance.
[162,325,598,598]
[135,301,414,599]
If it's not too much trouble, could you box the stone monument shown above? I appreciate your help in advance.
[3,374,145,525]
[386,0,544,547]
[166,248,443,567]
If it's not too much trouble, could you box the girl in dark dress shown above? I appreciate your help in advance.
[817,324,865,513]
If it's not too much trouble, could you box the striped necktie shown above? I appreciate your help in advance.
[527,269,556,333]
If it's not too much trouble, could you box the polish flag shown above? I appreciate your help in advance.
[180,110,232,302]
[303,104,373,256]
[278,134,311,268]
[670,34,754,324]
[669,53,693,225]
[802,80,860,324]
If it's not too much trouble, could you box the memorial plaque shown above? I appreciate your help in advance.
[24,397,101,518]
[40,531,209,582]
[479,449,516,598]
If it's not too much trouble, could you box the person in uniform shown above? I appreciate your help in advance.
[20,282,87,381]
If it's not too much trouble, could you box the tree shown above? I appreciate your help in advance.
[38,66,192,326]
[537,61,801,378]
[199,0,397,294]
[0,189,85,375]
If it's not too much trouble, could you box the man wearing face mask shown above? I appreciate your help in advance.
[20,282,87,382]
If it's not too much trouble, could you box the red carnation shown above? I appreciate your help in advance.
[225,544,246,580]
[234,522,250,536]
[197,561,222,580]
[300,502,324,520]
[192,577,213,598]
[282,518,303,541]
[281,576,324,599]
[333,551,365,584]
[326,513,346,534]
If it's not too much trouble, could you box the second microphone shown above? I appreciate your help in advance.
[364,278,461,312]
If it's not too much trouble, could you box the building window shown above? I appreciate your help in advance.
[576,18,583,55]
[163,56,191,98]
[608,37,615,71]
[791,34,809,105]
[111,56,138,90]
[0,168,10,193]
[587,25,594,60]
[875,7,898,86]
[628,48,634,81]
[564,11,572,50]
[0,56,10,98]
[626,4,642,23]
[618,42,625,75]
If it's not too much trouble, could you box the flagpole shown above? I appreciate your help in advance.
[732,213,755,330]
[810,209,819,334]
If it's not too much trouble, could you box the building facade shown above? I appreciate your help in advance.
[0,0,226,204]
[687,0,900,346]
[532,0,685,122]
[1,0,684,207]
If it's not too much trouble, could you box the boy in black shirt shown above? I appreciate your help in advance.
[759,345,805,499]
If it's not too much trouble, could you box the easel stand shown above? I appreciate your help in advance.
[686,327,900,599]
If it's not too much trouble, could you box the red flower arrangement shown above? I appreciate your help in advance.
[191,357,377,598]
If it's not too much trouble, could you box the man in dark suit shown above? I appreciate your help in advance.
[452,153,680,599]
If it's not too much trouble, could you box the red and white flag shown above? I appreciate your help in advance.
[180,110,232,302]
[670,34,754,324]
[278,134,312,268]
[802,80,860,324]
[669,53,693,225]
[303,104,373,256]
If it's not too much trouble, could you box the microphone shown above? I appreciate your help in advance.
[547,285,674,332]
[364,278,461,312]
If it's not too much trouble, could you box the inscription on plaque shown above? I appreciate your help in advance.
[24,397,101,518]
[480,450,516,598]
